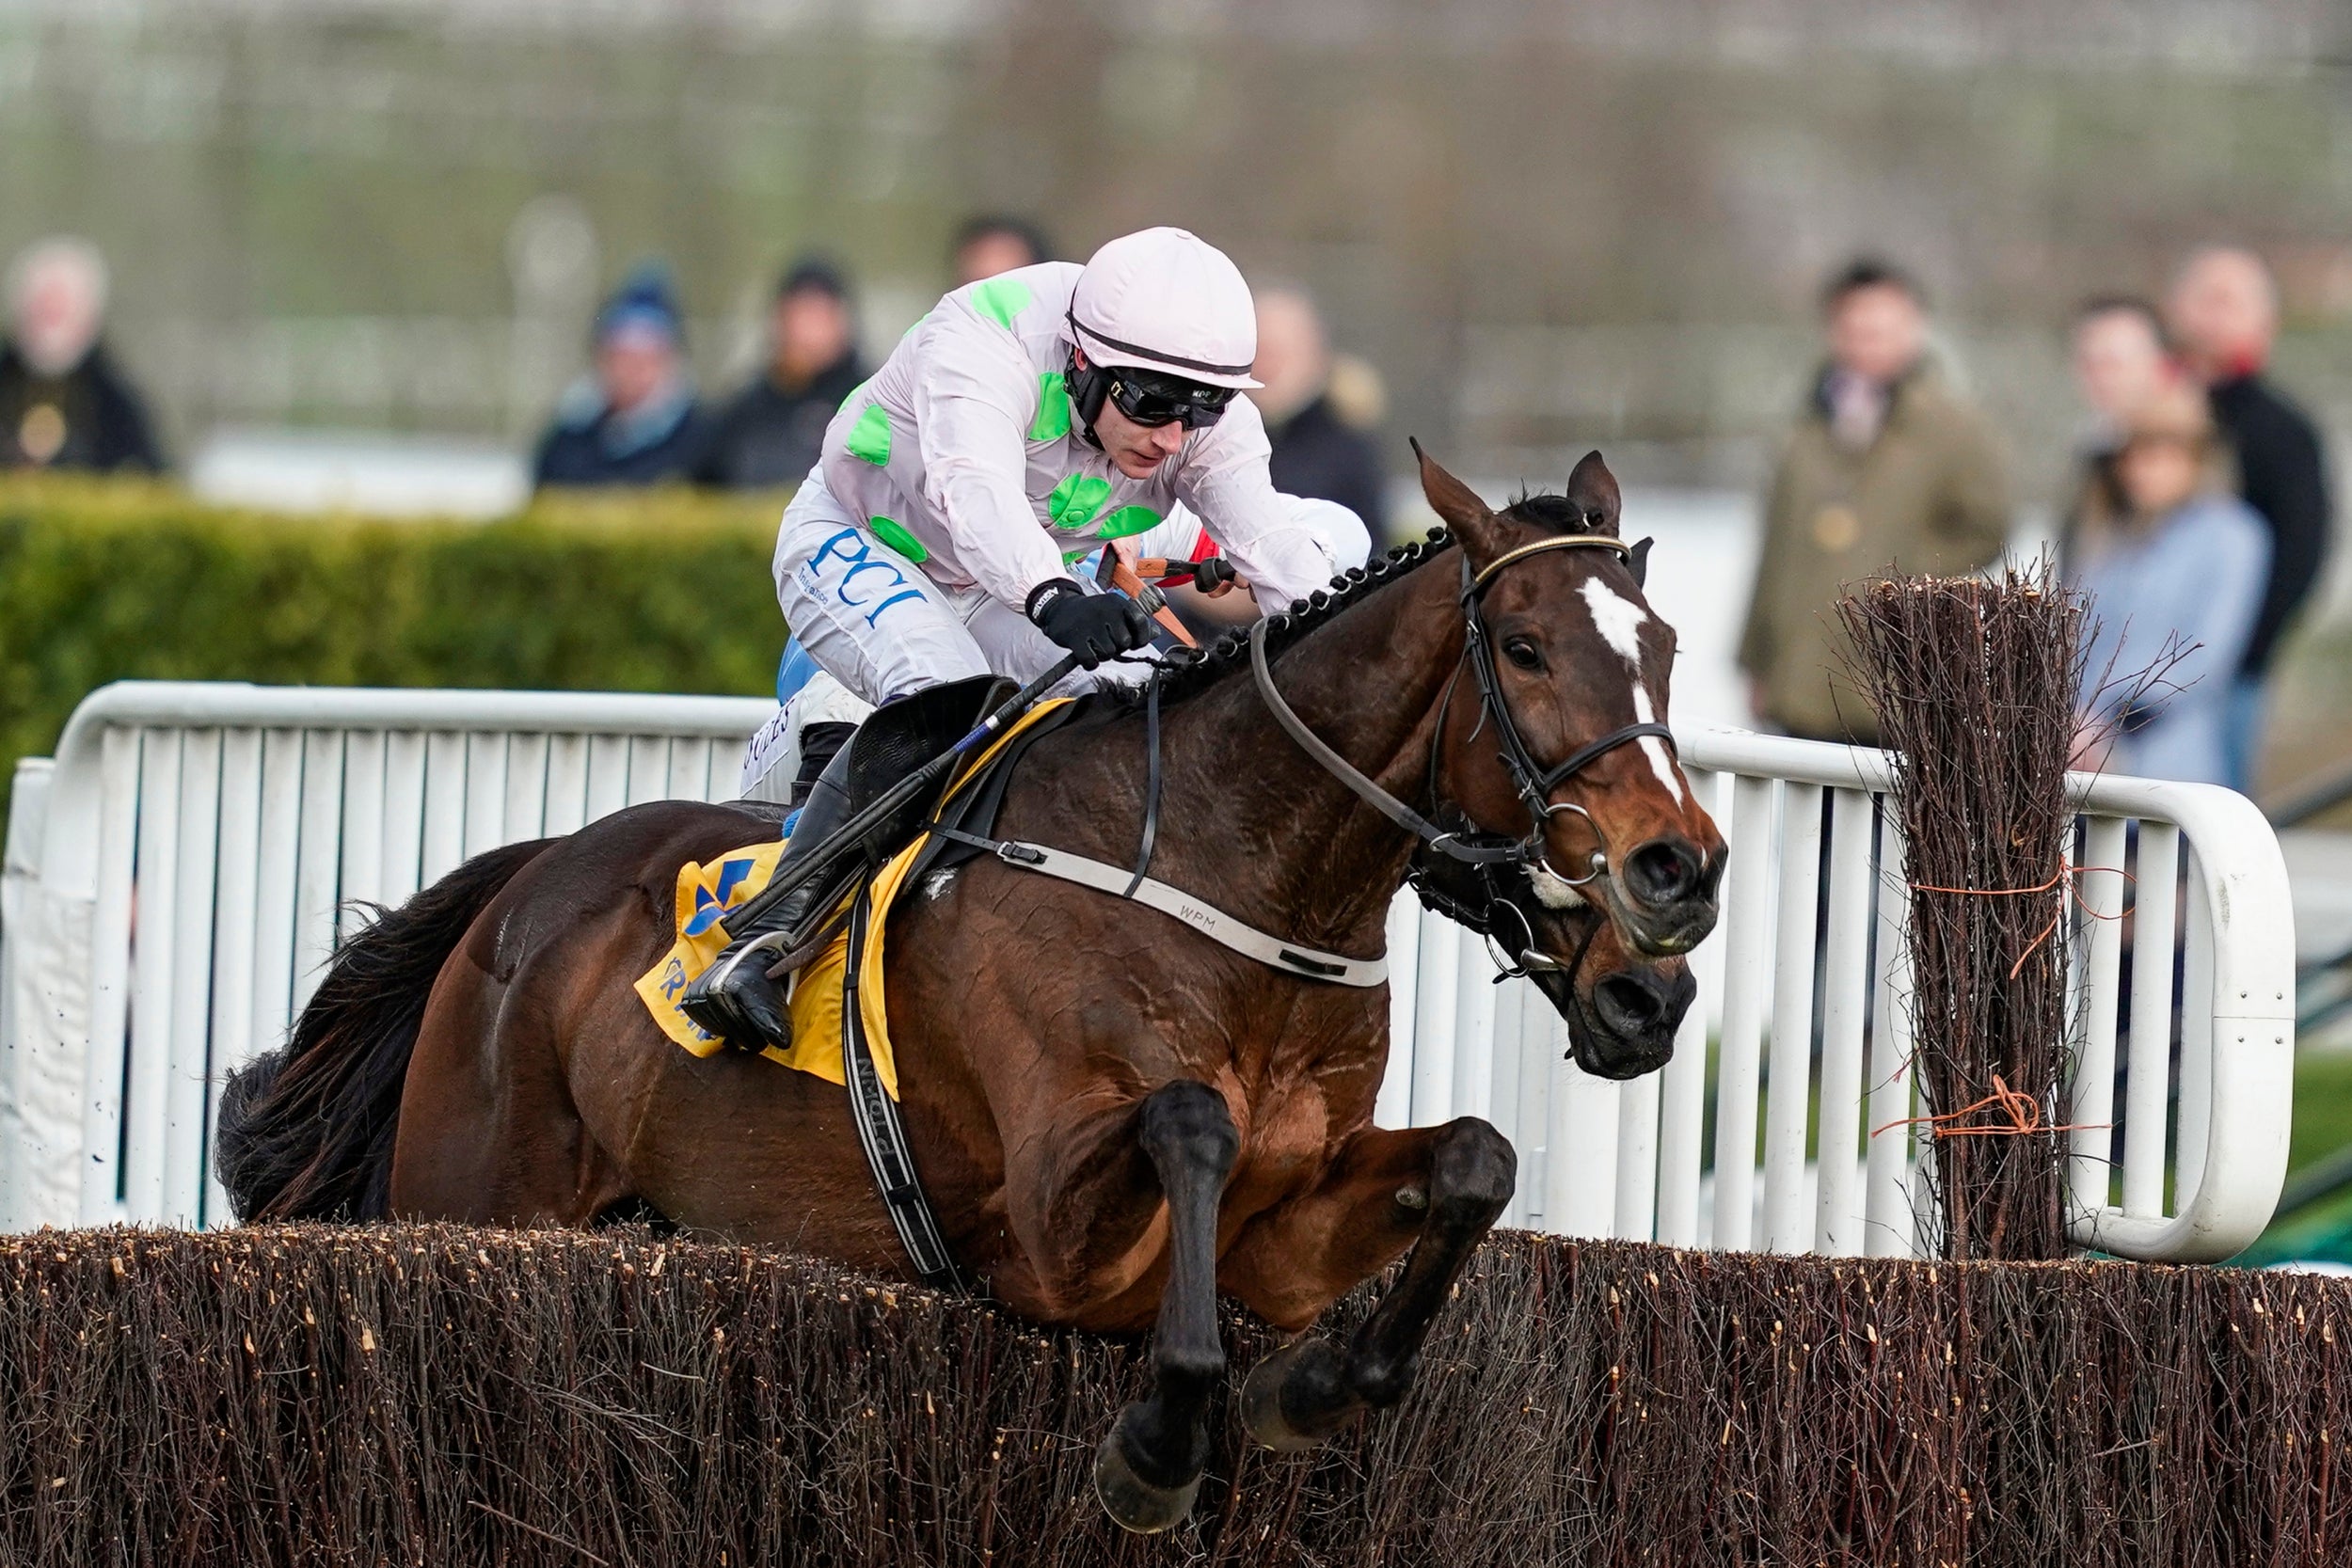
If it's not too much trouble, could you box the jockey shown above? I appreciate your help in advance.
[682,227,1375,1051]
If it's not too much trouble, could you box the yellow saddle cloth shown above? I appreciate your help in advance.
[632,698,1072,1099]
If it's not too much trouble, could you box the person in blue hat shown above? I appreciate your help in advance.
[531,263,711,488]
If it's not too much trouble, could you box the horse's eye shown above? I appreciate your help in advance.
[1503,638,1542,671]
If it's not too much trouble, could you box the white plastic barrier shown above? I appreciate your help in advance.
[0,682,2294,1260]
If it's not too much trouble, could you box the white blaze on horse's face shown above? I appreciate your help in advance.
[1577,577,1684,806]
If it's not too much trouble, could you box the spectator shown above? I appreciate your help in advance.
[2167,246,2331,793]
[2072,387,2268,786]
[2060,295,2179,571]
[1738,259,2010,742]
[532,264,707,488]
[1249,286,1390,539]
[1,237,164,473]
[949,215,1053,287]
[695,257,866,489]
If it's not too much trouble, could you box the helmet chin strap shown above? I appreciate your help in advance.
[1065,343,1110,451]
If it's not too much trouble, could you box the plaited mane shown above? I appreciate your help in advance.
[1101,486,1611,712]
[1099,528,1456,710]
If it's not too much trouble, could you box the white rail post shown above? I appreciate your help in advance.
[1374,894,1420,1132]
[2121,823,2179,1220]
[1710,774,1777,1250]
[77,727,141,1226]
[1864,805,1916,1257]
[1450,926,1501,1125]
[1409,908,1461,1125]
[2174,844,2216,1214]
[1813,789,1875,1255]
[1546,1037,1620,1237]
[1653,768,1721,1248]
[2068,816,2129,1219]
[0,758,56,1227]
[1762,783,1822,1252]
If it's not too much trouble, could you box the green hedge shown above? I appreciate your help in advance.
[0,476,791,816]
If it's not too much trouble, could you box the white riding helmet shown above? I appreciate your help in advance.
[1066,228,1263,390]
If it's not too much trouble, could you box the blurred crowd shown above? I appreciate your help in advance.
[1736,247,2328,793]
[1,217,2330,796]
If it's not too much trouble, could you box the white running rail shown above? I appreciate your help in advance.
[0,682,2294,1259]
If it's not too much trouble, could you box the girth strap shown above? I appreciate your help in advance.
[930,823,1389,988]
[839,887,970,1291]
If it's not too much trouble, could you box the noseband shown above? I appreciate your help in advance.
[1249,531,1676,888]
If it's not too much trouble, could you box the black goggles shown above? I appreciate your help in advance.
[1104,370,1236,431]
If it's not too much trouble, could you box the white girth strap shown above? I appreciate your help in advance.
[933,826,1389,988]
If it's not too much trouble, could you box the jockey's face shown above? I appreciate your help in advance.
[1090,388,1189,479]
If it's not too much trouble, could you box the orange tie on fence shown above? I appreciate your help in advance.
[1871,1073,2106,1143]
[1906,857,2132,980]
[1872,856,2132,1142]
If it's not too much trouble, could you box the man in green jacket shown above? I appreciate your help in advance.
[1739,260,2011,743]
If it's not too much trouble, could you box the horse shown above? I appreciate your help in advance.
[215,446,1726,1532]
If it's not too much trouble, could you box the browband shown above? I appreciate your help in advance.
[1469,533,1632,594]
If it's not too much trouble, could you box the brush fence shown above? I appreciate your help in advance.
[0,681,2293,1258]
[6,1224,2350,1566]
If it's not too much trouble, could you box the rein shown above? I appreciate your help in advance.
[1250,532,1676,885]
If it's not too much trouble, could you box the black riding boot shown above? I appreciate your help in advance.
[680,738,856,1052]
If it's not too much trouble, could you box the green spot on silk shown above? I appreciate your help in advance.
[866,516,929,563]
[1096,505,1162,541]
[845,404,893,467]
[1046,473,1114,532]
[970,277,1032,329]
[1030,372,1072,441]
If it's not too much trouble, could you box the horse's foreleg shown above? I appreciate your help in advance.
[1224,1117,1515,1452]
[1091,1079,1239,1534]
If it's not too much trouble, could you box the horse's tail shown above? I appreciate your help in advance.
[215,837,551,1223]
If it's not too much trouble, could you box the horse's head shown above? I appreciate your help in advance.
[1416,444,1725,959]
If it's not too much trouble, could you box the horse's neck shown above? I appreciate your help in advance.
[1149,562,1464,955]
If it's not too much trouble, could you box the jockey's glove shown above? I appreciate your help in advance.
[1025,578,1154,670]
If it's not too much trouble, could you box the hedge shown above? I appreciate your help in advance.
[4,1224,2348,1565]
[0,476,792,817]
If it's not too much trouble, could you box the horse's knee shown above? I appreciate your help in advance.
[1138,1080,1239,1185]
[1428,1117,1516,1234]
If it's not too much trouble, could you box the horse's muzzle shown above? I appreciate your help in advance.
[1602,837,1724,958]
[1530,955,1695,1081]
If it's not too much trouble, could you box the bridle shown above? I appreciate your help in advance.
[1249,529,1677,983]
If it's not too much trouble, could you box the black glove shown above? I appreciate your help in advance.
[1025,578,1154,670]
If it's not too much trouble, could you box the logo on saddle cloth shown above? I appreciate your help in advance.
[632,696,1075,1100]
[631,829,917,1098]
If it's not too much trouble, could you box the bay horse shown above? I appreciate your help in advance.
[215,448,1725,1531]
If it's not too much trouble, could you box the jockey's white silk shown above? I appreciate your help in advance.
[815,261,1344,617]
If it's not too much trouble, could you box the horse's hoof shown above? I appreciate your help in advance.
[1092,1423,1201,1534]
[1240,1338,1358,1452]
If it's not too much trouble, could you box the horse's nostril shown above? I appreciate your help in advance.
[1623,840,1700,906]
[1594,974,1666,1034]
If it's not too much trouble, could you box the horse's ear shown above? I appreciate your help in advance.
[1628,536,1654,589]
[1410,438,1508,559]
[1565,450,1622,538]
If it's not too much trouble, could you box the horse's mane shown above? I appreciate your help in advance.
[1098,528,1454,711]
[1103,487,1607,712]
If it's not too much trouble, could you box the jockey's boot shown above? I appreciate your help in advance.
[679,741,856,1052]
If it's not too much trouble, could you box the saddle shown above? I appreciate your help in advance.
[780,674,1082,967]
[633,690,1086,1071]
